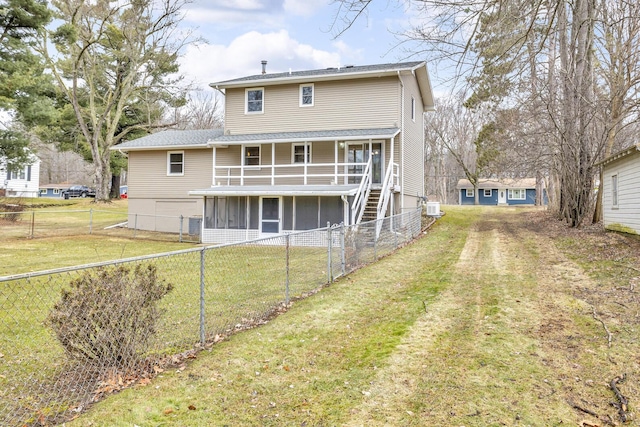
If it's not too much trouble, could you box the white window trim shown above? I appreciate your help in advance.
[465,189,474,197]
[245,87,264,114]
[40,189,47,195]
[167,151,184,176]
[299,83,314,107]
[53,188,60,194]
[508,188,526,200]
[483,189,492,197]
[292,143,312,163]
[243,145,261,167]
[612,174,618,208]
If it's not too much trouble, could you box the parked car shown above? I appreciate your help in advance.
[62,185,96,199]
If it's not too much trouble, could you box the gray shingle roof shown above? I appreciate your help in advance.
[457,178,539,189]
[114,129,224,150]
[213,128,400,144]
[212,61,425,87]
[114,128,401,151]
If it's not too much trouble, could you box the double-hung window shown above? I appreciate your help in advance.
[246,88,264,113]
[483,189,492,197]
[292,143,311,163]
[300,84,314,107]
[167,151,184,175]
[466,189,474,197]
[508,189,526,200]
[244,146,260,166]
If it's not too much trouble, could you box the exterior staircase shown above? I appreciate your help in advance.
[361,188,382,222]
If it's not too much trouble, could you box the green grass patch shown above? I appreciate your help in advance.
[63,206,474,426]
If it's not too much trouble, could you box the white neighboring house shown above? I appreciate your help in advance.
[0,154,41,198]
[599,143,640,235]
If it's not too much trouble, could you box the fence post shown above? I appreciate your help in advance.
[394,215,399,248]
[285,234,290,305]
[199,248,206,346]
[30,211,35,239]
[179,215,184,243]
[89,208,93,235]
[327,222,332,283]
[374,220,378,260]
[340,222,346,276]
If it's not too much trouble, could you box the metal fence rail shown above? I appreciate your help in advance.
[0,208,423,426]
[0,209,201,242]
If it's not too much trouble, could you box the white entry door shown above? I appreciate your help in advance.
[498,189,507,204]
[260,197,281,235]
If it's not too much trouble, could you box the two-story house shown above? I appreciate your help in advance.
[113,61,434,243]
[1,154,41,198]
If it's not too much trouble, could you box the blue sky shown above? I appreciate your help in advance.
[178,0,439,90]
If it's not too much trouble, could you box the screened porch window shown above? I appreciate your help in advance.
[204,196,259,229]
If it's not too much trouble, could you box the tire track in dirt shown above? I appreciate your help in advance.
[343,209,601,426]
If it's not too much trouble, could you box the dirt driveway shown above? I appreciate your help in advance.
[345,208,640,426]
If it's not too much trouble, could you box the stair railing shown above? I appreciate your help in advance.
[351,155,373,225]
[375,162,398,238]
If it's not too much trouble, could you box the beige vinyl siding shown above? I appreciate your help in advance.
[127,198,202,234]
[400,73,426,210]
[603,151,640,234]
[128,149,213,199]
[224,77,400,134]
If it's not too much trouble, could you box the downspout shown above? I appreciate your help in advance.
[397,71,405,213]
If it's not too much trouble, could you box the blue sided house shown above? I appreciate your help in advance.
[457,178,546,206]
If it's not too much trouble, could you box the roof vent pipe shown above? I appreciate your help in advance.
[261,60,267,74]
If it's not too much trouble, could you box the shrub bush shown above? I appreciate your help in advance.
[0,202,24,222]
[47,264,173,367]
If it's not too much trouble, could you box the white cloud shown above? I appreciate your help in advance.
[179,30,342,89]
[283,0,330,17]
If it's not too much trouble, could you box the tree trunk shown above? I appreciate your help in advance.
[110,174,121,199]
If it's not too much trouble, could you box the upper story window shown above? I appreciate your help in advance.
[612,174,618,207]
[300,84,314,107]
[167,151,184,175]
[244,146,260,166]
[508,189,526,200]
[292,143,311,163]
[246,88,264,113]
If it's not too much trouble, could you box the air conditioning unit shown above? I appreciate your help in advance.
[426,201,440,217]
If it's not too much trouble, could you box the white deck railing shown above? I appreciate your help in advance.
[213,161,371,186]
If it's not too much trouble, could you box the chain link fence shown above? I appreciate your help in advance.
[0,209,201,243]
[0,208,424,426]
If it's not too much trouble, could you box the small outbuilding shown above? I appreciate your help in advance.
[598,143,640,235]
[457,178,546,206]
